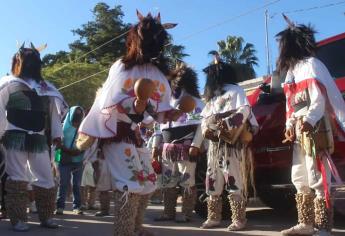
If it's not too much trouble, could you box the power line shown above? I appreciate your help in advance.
[58,68,109,90]
[271,0,345,18]
[58,0,282,91]
[166,0,282,46]
[52,29,131,74]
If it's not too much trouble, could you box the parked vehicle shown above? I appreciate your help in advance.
[194,32,345,218]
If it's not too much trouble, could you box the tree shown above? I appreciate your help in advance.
[164,42,189,69]
[42,51,69,67]
[69,2,130,66]
[42,3,129,107]
[43,63,107,109]
[209,36,258,82]
[42,2,130,68]
[42,2,188,108]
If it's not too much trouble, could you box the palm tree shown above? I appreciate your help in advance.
[209,36,258,82]
[164,36,189,69]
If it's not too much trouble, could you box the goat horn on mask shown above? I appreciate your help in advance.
[16,41,24,49]
[35,44,48,52]
[30,42,36,50]
[17,42,25,52]
[155,12,161,23]
[282,13,295,29]
[136,9,144,21]
[162,23,177,29]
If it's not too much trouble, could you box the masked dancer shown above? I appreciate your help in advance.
[78,10,178,236]
[278,15,345,236]
[154,63,204,223]
[0,43,67,231]
[200,57,258,231]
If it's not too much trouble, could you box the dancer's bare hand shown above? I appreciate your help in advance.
[189,146,199,157]
[283,127,295,143]
[53,138,62,149]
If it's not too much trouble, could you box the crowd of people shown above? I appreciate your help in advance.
[0,10,344,236]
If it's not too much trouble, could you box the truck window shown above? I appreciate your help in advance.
[316,38,345,79]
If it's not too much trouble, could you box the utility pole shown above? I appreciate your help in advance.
[264,9,271,75]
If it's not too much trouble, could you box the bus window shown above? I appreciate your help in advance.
[316,38,345,79]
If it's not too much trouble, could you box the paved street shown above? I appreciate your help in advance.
[0,200,344,236]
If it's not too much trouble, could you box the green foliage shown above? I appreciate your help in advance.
[42,2,129,68]
[43,63,107,109]
[42,2,189,108]
[42,51,69,66]
[69,2,130,66]
[42,2,129,108]
[209,36,258,82]
[164,41,189,69]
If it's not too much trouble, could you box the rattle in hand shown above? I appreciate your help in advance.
[134,78,155,114]
[177,95,196,113]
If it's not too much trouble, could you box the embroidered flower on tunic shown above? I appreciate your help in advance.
[228,175,235,185]
[151,91,161,102]
[226,175,238,191]
[129,170,145,185]
[38,81,51,93]
[123,78,133,90]
[147,173,157,183]
[153,80,160,90]
[149,80,163,102]
[207,176,216,191]
[124,148,132,157]
[159,83,166,93]
[137,170,145,182]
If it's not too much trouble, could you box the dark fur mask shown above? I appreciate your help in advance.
[170,63,200,98]
[276,15,317,73]
[122,10,177,75]
[11,42,44,82]
[203,58,237,102]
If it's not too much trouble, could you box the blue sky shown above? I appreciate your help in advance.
[0,0,344,90]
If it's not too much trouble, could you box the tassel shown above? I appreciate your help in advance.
[119,191,130,210]
[316,157,330,209]
[324,151,342,185]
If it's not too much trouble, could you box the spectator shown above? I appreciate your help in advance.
[80,141,98,211]
[56,106,85,215]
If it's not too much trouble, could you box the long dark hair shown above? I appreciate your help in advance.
[11,43,44,82]
[276,23,317,73]
[170,63,200,98]
[203,60,237,102]
[122,11,176,76]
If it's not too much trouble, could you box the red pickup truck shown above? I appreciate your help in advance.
[195,32,345,218]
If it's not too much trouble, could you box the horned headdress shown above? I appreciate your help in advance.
[122,10,177,75]
[11,42,47,81]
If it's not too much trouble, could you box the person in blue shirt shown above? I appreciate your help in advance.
[56,106,85,215]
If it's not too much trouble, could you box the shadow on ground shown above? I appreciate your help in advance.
[0,201,344,236]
